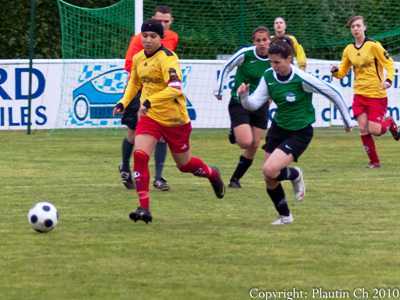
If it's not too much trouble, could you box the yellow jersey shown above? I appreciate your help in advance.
[333,39,394,98]
[119,46,190,127]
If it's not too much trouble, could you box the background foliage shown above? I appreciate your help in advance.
[1,0,400,60]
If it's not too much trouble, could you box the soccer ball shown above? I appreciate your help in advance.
[28,202,59,233]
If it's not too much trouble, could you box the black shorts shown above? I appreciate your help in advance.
[121,92,141,130]
[263,121,313,161]
[228,101,269,129]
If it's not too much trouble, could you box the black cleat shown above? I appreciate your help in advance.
[228,128,236,144]
[389,120,400,141]
[209,167,225,199]
[153,177,170,191]
[119,165,135,190]
[129,207,152,224]
[228,179,241,188]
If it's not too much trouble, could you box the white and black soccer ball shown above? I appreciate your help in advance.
[28,202,59,233]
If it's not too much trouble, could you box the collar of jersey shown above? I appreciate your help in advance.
[272,65,295,83]
[144,45,164,58]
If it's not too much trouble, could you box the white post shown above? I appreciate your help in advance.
[135,0,143,34]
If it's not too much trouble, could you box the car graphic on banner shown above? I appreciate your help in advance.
[70,64,196,126]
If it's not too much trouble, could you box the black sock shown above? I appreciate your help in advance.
[267,184,290,216]
[121,138,133,171]
[276,167,299,181]
[154,141,167,180]
[230,155,253,182]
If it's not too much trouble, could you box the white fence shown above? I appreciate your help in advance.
[0,59,399,130]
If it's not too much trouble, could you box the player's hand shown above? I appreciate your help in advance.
[138,104,148,117]
[330,65,339,73]
[237,83,249,95]
[382,79,392,89]
[112,103,124,116]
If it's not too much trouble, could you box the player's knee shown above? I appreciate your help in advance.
[237,138,253,149]
[263,164,279,180]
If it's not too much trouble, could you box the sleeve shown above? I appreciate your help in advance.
[240,76,269,111]
[119,57,142,109]
[124,35,143,73]
[290,36,307,70]
[372,42,394,83]
[146,54,183,106]
[301,70,352,129]
[332,46,352,79]
[214,48,247,97]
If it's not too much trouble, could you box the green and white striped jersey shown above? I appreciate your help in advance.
[241,65,352,130]
[215,46,271,104]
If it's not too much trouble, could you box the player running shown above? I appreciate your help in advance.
[238,37,352,225]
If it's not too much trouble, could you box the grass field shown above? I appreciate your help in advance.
[1,128,400,300]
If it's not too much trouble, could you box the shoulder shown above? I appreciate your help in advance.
[292,66,319,84]
[159,46,176,57]
[165,30,179,39]
[233,45,255,57]
[287,34,298,43]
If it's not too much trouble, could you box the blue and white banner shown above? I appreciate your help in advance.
[0,59,399,130]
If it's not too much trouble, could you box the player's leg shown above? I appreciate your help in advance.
[228,103,266,188]
[119,95,140,189]
[129,116,161,223]
[263,150,294,225]
[353,95,380,168]
[262,122,313,224]
[366,97,399,141]
[153,140,170,191]
[163,122,225,198]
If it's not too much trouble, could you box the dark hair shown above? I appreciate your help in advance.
[141,19,164,38]
[268,36,293,58]
[252,26,270,40]
[155,5,172,15]
[347,15,365,27]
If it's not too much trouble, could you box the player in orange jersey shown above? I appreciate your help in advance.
[331,16,399,168]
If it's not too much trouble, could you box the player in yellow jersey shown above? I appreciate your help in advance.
[273,17,307,70]
[113,20,225,223]
[331,16,399,168]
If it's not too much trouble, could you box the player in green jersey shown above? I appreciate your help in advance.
[214,26,271,188]
[238,37,353,225]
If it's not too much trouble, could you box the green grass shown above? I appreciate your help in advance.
[1,128,400,300]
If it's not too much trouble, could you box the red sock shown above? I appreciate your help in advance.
[361,134,379,164]
[380,116,394,135]
[178,156,213,178]
[133,150,150,210]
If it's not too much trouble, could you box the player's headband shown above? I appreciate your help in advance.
[141,19,164,38]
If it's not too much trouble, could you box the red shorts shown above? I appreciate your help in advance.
[135,116,192,153]
[352,94,388,122]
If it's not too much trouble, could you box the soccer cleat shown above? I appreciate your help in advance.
[119,165,135,190]
[228,128,236,144]
[367,162,381,169]
[153,177,170,191]
[271,214,293,225]
[129,207,152,224]
[291,167,305,201]
[209,167,225,199]
[228,178,242,188]
[388,120,400,141]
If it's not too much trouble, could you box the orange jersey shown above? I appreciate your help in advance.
[333,39,394,98]
[124,30,179,72]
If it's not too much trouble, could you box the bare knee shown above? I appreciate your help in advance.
[263,164,279,180]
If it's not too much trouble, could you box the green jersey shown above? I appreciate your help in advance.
[215,46,270,104]
[240,65,352,131]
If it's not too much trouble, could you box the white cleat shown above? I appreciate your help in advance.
[271,214,294,225]
[291,167,305,201]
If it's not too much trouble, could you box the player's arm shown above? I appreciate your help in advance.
[331,47,351,79]
[290,36,307,70]
[145,54,183,108]
[214,48,247,100]
[115,59,142,113]
[238,76,269,111]
[300,69,352,130]
[373,42,394,88]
